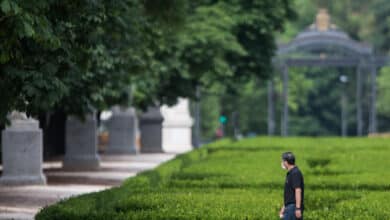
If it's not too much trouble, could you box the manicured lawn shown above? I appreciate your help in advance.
[36,137,390,219]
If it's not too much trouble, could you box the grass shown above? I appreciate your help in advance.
[36,137,390,219]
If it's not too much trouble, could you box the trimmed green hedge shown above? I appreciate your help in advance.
[36,137,390,219]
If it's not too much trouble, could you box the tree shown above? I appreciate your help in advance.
[0,0,68,123]
[0,0,186,124]
[1,0,296,147]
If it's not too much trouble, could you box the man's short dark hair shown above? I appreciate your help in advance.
[282,152,295,165]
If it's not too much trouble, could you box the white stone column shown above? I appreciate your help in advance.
[140,106,164,153]
[161,98,193,153]
[0,112,46,185]
[106,106,139,154]
[63,113,100,170]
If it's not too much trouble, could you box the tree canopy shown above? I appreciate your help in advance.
[0,0,294,124]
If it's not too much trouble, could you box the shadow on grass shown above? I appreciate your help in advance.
[307,183,390,191]
[142,170,163,187]
[171,172,230,181]
[167,180,390,192]
[306,158,331,169]
[114,199,157,212]
[207,146,284,154]
[307,169,360,176]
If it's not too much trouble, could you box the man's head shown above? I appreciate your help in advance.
[281,152,295,170]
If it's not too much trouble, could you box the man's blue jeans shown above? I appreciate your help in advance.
[284,204,303,220]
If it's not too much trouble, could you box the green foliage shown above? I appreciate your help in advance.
[200,94,220,140]
[377,67,390,115]
[218,78,268,136]
[195,77,269,139]
[286,67,360,136]
[371,0,390,53]
[0,0,176,121]
[136,0,294,110]
[0,0,66,122]
[204,0,390,137]
[36,137,390,219]
[0,0,294,122]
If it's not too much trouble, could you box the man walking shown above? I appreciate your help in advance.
[279,152,304,220]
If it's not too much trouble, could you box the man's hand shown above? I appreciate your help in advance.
[279,206,285,218]
[295,209,302,218]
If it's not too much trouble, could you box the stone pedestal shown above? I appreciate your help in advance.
[63,114,100,170]
[140,107,164,153]
[0,113,46,185]
[106,106,138,154]
[161,98,194,153]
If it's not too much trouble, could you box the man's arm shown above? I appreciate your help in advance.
[295,188,302,208]
[279,205,285,218]
[295,188,302,218]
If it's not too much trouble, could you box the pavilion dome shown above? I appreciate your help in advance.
[277,9,372,56]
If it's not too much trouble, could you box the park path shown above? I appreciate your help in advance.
[0,153,176,220]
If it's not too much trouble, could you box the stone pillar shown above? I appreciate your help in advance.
[140,106,164,153]
[161,98,194,153]
[63,113,100,170]
[105,106,138,154]
[0,112,46,185]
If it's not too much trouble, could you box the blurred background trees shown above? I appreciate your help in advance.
[201,0,390,140]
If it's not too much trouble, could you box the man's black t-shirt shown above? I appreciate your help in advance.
[284,166,304,209]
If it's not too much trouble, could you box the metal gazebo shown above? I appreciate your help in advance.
[269,9,389,136]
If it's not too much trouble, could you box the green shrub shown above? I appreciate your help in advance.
[36,137,390,219]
